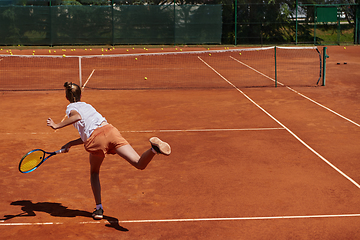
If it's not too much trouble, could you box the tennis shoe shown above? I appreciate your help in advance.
[92,208,104,220]
[149,137,171,156]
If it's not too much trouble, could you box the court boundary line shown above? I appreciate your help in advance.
[230,56,360,128]
[119,213,360,223]
[122,127,285,133]
[2,213,360,226]
[198,56,360,189]
[286,87,360,127]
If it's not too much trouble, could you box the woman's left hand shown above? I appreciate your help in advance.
[46,118,58,129]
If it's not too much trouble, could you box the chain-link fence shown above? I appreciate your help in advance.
[0,0,359,46]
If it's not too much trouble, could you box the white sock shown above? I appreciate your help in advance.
[96,204,103,210]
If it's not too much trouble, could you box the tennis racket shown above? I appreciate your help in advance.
[19,149,65,173]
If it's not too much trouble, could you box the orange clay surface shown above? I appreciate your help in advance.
[0,45,360,239]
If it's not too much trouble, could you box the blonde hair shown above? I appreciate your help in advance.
[64,82,81,103]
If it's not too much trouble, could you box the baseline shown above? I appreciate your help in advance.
[2,213,360,226]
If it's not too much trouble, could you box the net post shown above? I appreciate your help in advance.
[274,46,277,87]
[322,47,329,86]
[79,57,82,87]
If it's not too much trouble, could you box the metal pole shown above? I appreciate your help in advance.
[79,57,82,87]
[295,0,298,45]
[322,47,329,86]
[275,46,277,88]
[49,0,52,47]
[112,0,114,46]
[355,4,359,44]
[314,6,317,45]
[174,0,176,45]
[235,0,237,45]
[337,9,340,45]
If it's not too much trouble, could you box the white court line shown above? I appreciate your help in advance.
[122,127,284,133]
[119,213,360,223]
[0,221,100,226]
[286,87,360,128]
[229,56,284,86]
[198,56,360,189]
[230,56,360,128]
[0,127,285,135]
[2,213,360,226]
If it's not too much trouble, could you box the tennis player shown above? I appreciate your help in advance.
[46,82,171,220]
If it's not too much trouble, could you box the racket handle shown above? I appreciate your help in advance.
[56,149,66,154]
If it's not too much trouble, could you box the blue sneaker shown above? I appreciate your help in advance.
[92,208,103,220]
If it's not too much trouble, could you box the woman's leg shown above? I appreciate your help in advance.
[115,144,155,170]
[89,153,105,205]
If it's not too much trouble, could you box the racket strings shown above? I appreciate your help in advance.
[19,151,44,172]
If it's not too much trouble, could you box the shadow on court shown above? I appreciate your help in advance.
[1,200,128,232]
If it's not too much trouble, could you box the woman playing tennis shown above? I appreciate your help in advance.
[46,82,171,220]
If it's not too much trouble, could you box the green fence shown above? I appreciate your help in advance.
[0,1,359,46]
[0,4,222,45]
[296,3,360,45]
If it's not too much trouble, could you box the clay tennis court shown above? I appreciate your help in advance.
[0,45,360,239]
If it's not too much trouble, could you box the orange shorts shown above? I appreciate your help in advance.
[84,124,129,157]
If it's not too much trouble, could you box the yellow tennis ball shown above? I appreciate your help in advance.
[63,54,66,57]
[144,77,147,80]
[135,58,137,60]
[344,47,346,50]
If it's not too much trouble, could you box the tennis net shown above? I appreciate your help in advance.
[0,46,322,91]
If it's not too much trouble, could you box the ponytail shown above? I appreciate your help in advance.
[64,82,81,103]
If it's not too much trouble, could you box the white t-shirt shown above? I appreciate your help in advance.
[66,102,107,142]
